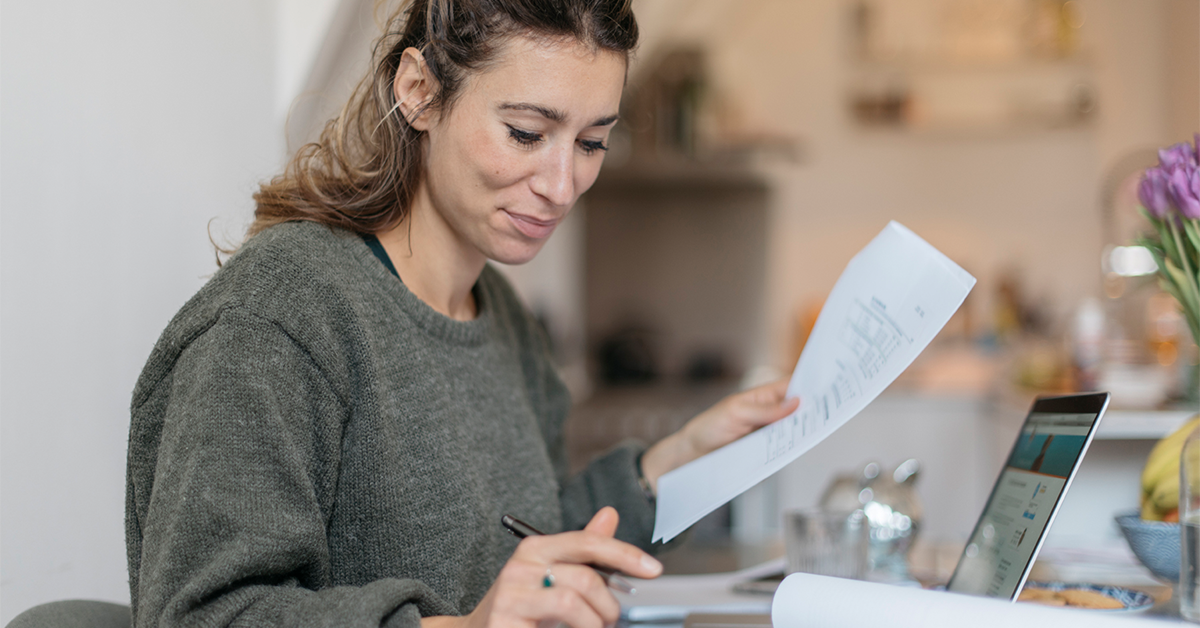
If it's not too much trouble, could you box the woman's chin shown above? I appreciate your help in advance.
[487,240,548,266]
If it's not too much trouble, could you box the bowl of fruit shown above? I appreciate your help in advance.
[1115,415,1198,582]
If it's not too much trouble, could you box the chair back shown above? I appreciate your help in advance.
[6,600,130,628]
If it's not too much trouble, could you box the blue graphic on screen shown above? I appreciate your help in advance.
[1008,432,1087,478]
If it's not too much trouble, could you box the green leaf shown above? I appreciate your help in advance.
[1186,219,1200,252]
[1163,258,1200,319]
[1157,280,1200,344]
[1184,219,1200,270]
[1157,219,1181,263]
[1170,221,1200,320]
[1159,275,1185,304]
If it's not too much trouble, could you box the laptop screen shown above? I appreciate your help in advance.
[946,393,1109,601]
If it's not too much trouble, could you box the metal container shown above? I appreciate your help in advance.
[819,459,923,580]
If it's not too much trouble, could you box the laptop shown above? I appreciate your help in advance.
[634,392,1110,626]
[945,391,1110,601]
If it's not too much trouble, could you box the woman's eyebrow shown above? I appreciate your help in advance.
[590,114,620,127]
[498,102,619,127]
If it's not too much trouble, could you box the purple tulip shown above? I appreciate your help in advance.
[1159,142,1198,170]
[1168,164,1200,219]
[1140,166,1173,218]
[1194,133,1200,165]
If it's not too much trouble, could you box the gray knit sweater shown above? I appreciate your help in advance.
[126,222,656,628]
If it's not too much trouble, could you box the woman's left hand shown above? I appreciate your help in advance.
[639,379,800,491]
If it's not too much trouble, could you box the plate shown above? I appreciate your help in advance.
[1020,582,1156,612]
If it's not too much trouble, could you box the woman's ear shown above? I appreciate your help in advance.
[394,48,437,131]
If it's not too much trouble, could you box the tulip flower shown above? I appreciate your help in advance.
[1139,166,1173,218]
[1168,164,1200,219]
[1159,142,1198,170]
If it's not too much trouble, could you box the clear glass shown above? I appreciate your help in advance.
[1182,425,1200,622]
[784,508,869,580]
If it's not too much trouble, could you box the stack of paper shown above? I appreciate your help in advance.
[772,573,1164,628]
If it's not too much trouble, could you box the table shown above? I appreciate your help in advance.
[633,540,1196,624]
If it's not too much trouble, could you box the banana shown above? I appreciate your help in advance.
[1142,499,1162,521]
[1141,416,1200,494]
[1151,468,1181,512]
[1144,453,1180,502]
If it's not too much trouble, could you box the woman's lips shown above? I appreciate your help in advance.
[504,210,559,240]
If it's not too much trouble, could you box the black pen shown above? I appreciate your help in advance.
[501,514,638,595]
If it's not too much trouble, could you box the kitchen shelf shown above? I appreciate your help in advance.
[590,160,769,196]
[1094,409,1196,440]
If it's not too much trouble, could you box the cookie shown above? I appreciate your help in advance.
[1056,589,1124,610]
[1017,588,1058,602]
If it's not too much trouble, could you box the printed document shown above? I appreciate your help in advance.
[652,222,975,542]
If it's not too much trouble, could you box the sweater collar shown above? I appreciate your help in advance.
[344,229,493,347]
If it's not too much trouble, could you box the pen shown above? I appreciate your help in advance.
[501,514,638,595]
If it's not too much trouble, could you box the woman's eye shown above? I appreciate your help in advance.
[579,139,609,156]
[506,125,543,147]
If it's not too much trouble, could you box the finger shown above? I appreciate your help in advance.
[494,583,605,628]
[584,506,619,537]
[497,559,621,622]
[748,378,792,405]
[535,586,606,628]
[544,563,622,625]
[721,400,797,437]
[764,378,790,399]
[739,381,796,415]
[737,394,798,419]
[515,532,662,579]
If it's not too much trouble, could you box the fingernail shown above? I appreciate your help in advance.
[641,555,663,575]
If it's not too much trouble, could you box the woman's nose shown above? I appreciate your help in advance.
[531,145,575,208]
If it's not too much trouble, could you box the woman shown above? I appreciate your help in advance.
[125,1,799,626]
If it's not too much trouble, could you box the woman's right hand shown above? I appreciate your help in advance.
[423,507,662,628]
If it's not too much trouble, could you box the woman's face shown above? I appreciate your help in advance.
[417,35,626,266]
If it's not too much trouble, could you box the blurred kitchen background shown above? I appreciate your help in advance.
[2,0,1198,620]
[501,0,1200,569]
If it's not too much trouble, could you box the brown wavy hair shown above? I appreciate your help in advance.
[248,0,638,242]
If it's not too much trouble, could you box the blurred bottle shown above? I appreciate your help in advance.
[1072,298,1104,391]
[1182,426,1200,622]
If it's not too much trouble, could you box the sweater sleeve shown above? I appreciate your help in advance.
[558,441,660,552]
[127,308,456,628]
[519,330,658,551]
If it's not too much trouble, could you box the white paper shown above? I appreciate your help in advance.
[617,559,784,624]
[653,222,975,542]
[771,572,1163,628]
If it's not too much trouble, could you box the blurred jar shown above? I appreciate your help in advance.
[819,460,922,581]
[783,508,869,580]
[1182,426,1200,622]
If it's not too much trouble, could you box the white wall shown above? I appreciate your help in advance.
[1,1,282,621]
[633,0,1192,371]
[277,0,342,118]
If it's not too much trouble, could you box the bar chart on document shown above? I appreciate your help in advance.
[766,296,911,464]
[652,222,975,542]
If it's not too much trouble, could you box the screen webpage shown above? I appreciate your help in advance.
[947,411,1097,599]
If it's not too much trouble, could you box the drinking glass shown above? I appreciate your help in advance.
[784,508,869,580]
[1182,426,1200,622]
